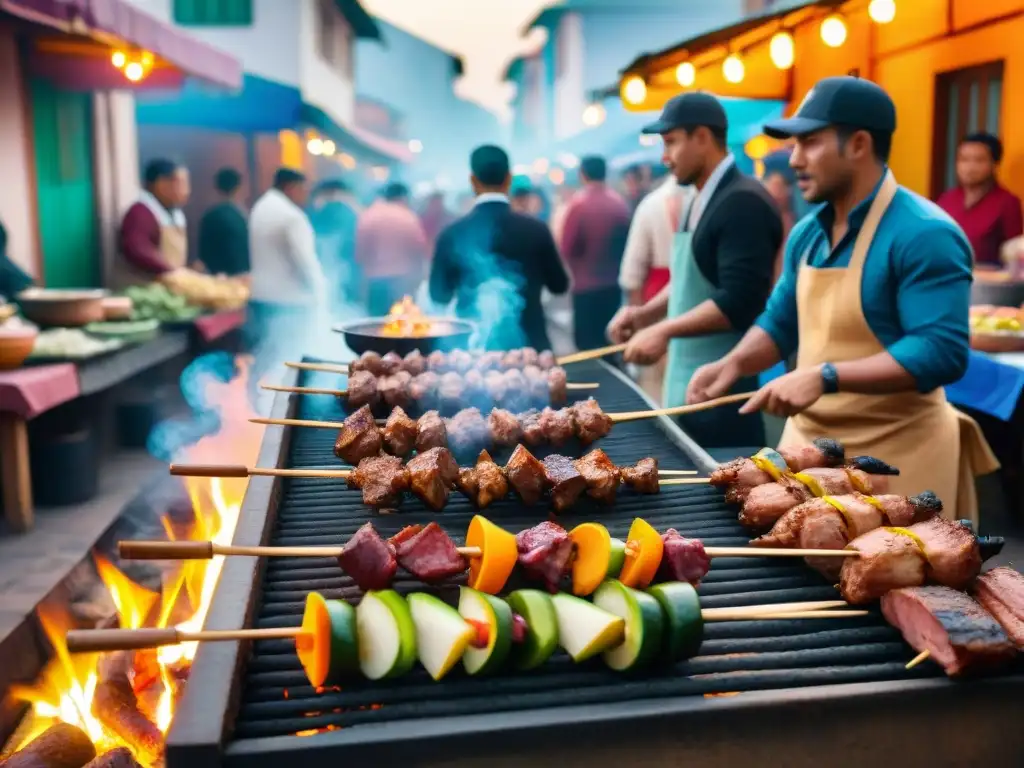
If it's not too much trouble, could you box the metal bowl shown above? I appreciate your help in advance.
[333,317,476,356]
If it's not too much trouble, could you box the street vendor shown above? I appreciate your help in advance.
[686,76,998,522]
[114,158,191,288]
[607,92,782,447]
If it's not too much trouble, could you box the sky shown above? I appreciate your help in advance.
[360,0,554,118]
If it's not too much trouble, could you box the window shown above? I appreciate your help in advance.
[931,61,1004,198]
[315,0,353,80]
[173,0,253,26]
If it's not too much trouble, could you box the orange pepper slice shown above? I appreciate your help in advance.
[466,515,518,594]
[569,522,612,596]
[618,518,664,589]
[296,592,329,688]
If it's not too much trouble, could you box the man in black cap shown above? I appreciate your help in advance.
[607,91,781,447]
[685,75,993,521]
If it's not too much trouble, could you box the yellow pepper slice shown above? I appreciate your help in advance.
[844,468,872,494]
[858,493,885,512]
[821,495,854,530]
[790,471,825,497]
[619,518,664,589]
[886,526,927,553]
[751,447,787,481]
[465,515,518,595]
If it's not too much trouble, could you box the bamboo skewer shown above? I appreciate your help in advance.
[608,391,756,422]
[905,649,931,669]
[262,381,601,396]
[65,604,865,654]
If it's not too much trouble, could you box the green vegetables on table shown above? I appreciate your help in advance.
[124,284,202,323]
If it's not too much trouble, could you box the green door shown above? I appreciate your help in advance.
[30,79,99,288]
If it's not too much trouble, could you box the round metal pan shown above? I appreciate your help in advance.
[333,317,476,356]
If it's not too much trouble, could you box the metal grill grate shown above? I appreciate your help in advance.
[228,361,940,745]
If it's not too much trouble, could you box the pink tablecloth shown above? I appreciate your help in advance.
[194,309,246,343]
[0,363,80,419]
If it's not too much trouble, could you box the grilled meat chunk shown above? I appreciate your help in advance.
[474,351,504,372]
[912,517,982,590]
[546,366,568,405]
[334,405,382,464]
[408,371,440,409]
[415,410,447,453]
[347,454,409,508]
[449,349,474,374]
[659,529,711,585]
[710,438,846,497]
[427,350,448,371]
[455,450,508,509]
[445,407,489,455]
[502,369,531,412]
[391,522,468,582]
[378,371,412,410]
[538,349,556,369]
[519,409,545,446]
[461,369,489,409]
[542,454,588,512]
[402,349,426,375]
[505,444,547,505]
[973,567,1024,648]
[379,351,404,376]
[350,351,383,375]
[337,522,397,591]
[522,347,539,367]
[881,586,1016,676]
[571,399,612,446]
[488,408,522,447]
[538,407,574,447]
[524,365,548,403]
[405,447,459,511]
[383,406,418,458]
[502,348,525,370]
[621,457,660,494]
[483,369,509,406]
[438,371,466,412]
[516,521,573,592]
[346,370,379,409]
[574,448,620,504]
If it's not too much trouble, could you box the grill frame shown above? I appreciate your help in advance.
[165,362,1024,768]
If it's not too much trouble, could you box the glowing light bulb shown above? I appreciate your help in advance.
[124,61,144,82]
[722,55,745,84]
[582,103,606,126]
[868,0,896,24]
[307,138,323,155]
[675,62,695,87]
[111,50,126,68]
[321,139,336,156]
[622,76,647,105]
[408,139,423,153]
[769,32,795,70]
[820,15,848,47]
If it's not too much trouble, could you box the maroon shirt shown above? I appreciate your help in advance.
[936,184,1023,267]
[119,202,171,274]
[560,185,631,293]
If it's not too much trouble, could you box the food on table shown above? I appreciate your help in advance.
[456,450,509,510]
[505,590,558,669]
[972,567,1024,648]
[647,581,705,662]
[349,347,559,376]
[751,491,944,579]
[296,591,358,687]
[346,454,407,509]
[405,447,461,511]
[569,522,626,596]
[390,522,468,582]
[969,304,1024,333]
[458,587,515,676]
[123,282,202,322]
[592,580,664,671]
[383,406,418,456]
[336,522,399,591]
[355,589,418,680]
[550,592,626,662]
[738,455,900,530]
[336,406,384,466]
[517,521,575,592]
[416,409,448,453]
[839,518,983,604]
[407,592,477,681]
[658,529,711,586]
[542,454,588,512]
[84,318,160,344]
[619,518,665,589]
[160,267,249,310]
[880,585,1016,676]
[28,327,122,360]
[463,515,518,593]
[710,440,846,501]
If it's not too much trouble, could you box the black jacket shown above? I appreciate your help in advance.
[685,165,782,330]
[429,200,570,350]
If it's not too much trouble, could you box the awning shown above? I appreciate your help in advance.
[299,103,414,165]
[1,0,242,88]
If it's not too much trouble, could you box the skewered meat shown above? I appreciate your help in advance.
[390,522,467,582]
[840,518,982,604]
[519,409,544,446]
[753,491,943,579]
[547,366,568,405]
[474,351,504,372]
[543,454,588,512]
[488,408,522,447]
[574,448,620,504]
[516,521,573,592]
[445,407,489,454]
[483,369,509,405]
[383,406,418,457]
[350,350,383,375]
[334,405,382,464]
[403,349,426,376]
[881,586,1016,676]
[524,365,548,402]
[407,370,440,409]
[379,371,413,410]
[456,450,509,509]
[427,350,447,371]
[503,348,525,370]
[350,347,558,375]
[973,568,1024,648]
[405,447,459,511]
[711,438,846,499]
[538,350,556,369]
[462,368,487,406]
[502,369,531,412]
[415,410,447,452]
[449,349,474,374]
[621,457,660,493]
[571,398,613,445]
[659,529,712,585]
[337,522,398,591]
[379,351,404,376]
[538,407,574,447]
[347,454,409,508]
[505,444,548,505]
[438,371,466,411]
[346,370,379,409]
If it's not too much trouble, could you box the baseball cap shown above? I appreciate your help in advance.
[641,92,728,135]
[763,76,896,139]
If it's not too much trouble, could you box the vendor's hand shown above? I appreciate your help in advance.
[607,305,643,344]
[686,359,740,404]
[623,322,670,366]
[739,365,824,417]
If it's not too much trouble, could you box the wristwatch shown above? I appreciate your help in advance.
[820,363,840,394]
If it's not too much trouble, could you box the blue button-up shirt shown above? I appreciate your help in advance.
[756,175,973,393]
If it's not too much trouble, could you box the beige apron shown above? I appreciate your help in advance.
[779,171,998,525]
[113,209,188,289]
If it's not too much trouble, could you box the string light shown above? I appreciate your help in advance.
[307,138,324,155]
[868,0,896,24]
[769,32,795,69]
[582,103,606,127]
[321,139,336,156]
[124,61,144,82]
[111,50,126,68]
[820,14,848,47]
[675,62,695,87]
[722,54,745,84]
[622,76,647,105]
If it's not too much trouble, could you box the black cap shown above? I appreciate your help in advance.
[641,92,728,135]
[763,76,896,139]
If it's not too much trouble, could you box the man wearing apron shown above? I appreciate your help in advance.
[686,77,997,523]
[608,93,782,447]
[114,159,190,288]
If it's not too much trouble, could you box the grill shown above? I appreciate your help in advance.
[166,361,1024,768]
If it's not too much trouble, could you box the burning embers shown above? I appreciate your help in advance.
[378,296,434,338]
[2,358,262,767]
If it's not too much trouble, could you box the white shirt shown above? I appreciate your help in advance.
[685,154,735,231]
[249,188,325,305]
[618,177,694,292]
[474,192,510,206]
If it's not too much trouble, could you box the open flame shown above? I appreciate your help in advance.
[6,358,263,765]
[378,295,434,337]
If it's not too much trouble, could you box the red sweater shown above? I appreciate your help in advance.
[119,201,171,274]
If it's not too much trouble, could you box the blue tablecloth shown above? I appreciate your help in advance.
[757,352,1024,421]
